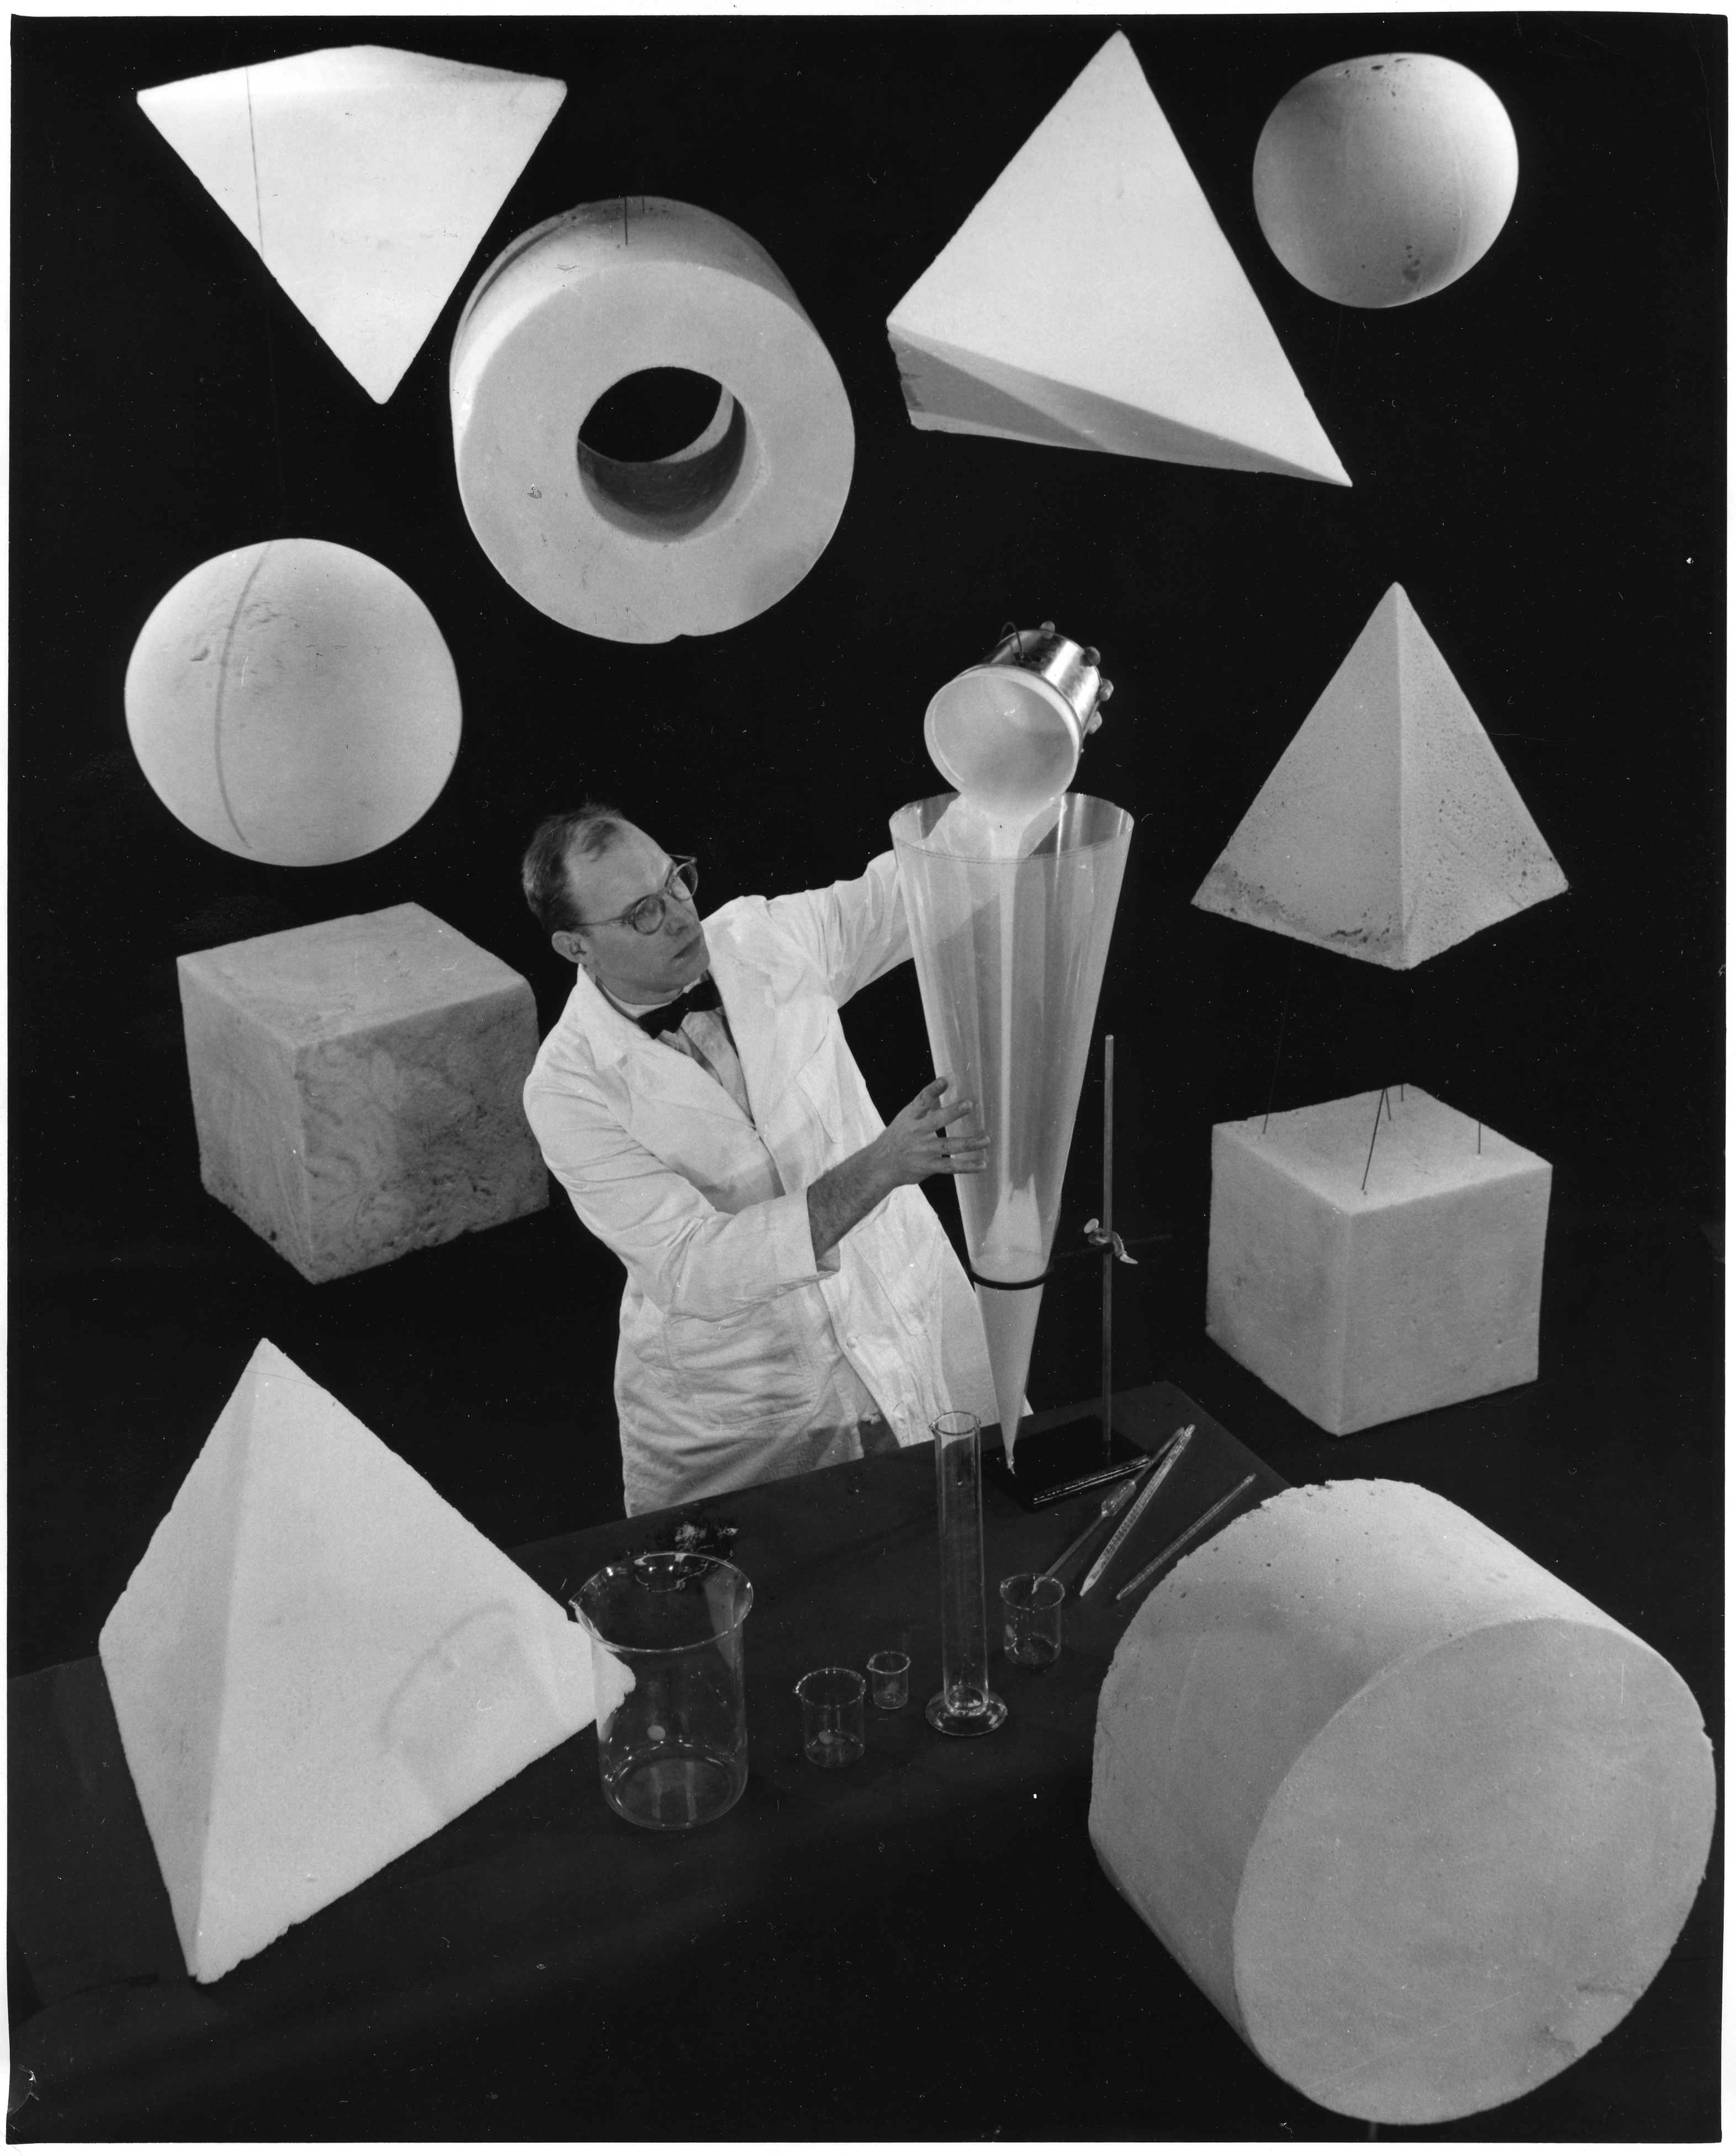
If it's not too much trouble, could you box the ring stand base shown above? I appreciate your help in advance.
[984,1415,1149,1510]
[925,1689,1009,1736]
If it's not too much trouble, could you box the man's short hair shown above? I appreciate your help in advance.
[522,803,629,936]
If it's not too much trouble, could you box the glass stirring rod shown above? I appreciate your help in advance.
[1039,1447,1164,1590]
[1079,1424,1197,1598]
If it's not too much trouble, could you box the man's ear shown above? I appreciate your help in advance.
[551,928,588,967]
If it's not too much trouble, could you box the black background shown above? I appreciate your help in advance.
[7,13,1726,2143]
[9,16,1723,1718]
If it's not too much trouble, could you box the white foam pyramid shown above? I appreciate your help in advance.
[1193,585,1569,968]
[887,33,1349,486]
[98,1339,597,1982]
[137,46,567,402]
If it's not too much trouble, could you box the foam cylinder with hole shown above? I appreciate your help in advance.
[1090,1478,1716,2125]
[124,539,462,866]
[449,198,855,643]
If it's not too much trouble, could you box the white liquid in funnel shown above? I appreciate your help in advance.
[976,1178,1045,1280]
[891,794,1134,1470]
[928,793,1061,861]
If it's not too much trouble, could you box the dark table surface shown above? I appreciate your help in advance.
[8,1217,1723,2142]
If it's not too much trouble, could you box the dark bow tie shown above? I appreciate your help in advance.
[634,974,722,1036]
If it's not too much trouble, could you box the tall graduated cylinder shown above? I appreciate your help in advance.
[928,1411,1008,1735]
[572,1552,754,1829]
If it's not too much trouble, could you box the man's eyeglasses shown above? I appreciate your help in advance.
[575,857,700,936]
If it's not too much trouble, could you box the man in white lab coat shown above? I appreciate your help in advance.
[521,806,999,1514]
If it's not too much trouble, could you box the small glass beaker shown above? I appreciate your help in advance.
[867,1650,911,1710]
[572,1551,754,1830]
[1001,1572,1065,1665]
[795,1666,866,1767]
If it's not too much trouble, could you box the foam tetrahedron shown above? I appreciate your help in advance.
[887,33,1349,486]
[137,47,567,402]
[1193,585,1568,967]
[98,1340,596,1983]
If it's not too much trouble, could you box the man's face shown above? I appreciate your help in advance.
[557,824,710,1003]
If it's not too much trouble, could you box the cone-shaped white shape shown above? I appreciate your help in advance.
[137,47,566,402]
[974,1279,1047,1459]
[98,1341,595,1982]
[1194,585,1568,967]
[891,794,1133,1453]
[887,33,1349,486]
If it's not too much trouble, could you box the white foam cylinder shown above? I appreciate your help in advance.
[449,198,855,642]
[1091,1479,1716,2125]
[124,539,461,866]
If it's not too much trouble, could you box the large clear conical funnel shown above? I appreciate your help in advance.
[891,792,1134,1456]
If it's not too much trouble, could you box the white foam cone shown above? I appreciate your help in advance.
[976,1283,1045,1460]
[892,792,1133,1460]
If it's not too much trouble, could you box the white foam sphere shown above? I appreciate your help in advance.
[1253,54,1519,308]
[125,539,462,866]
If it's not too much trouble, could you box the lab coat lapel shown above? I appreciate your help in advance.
[707,927,828,1129]
[573,967,749,1135]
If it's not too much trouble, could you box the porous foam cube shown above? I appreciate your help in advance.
[1206,1085,1549,1433]
[177,902,547,1281]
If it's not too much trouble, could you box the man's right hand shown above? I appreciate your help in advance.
[874,1076,990,1189]
[806,1075,990,1263]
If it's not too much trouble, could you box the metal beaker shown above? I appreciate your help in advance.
[572,1551,754,1830]
[923,622,1113,822]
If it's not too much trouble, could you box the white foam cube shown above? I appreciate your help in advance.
[1206,1086,1549,1433]
[99,1340,599,1983]
[177,902,547,1281]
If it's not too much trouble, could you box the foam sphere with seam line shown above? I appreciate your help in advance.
[124,538,462,867]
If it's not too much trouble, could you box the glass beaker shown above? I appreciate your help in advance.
[572,1551,754,1830]
[795,1666,866,1767]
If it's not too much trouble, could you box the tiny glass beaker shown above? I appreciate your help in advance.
[795,1666,865,1768]
[867,1650,911,1710]
[572,1551,753,1830]
[1001,1572,1065,1665]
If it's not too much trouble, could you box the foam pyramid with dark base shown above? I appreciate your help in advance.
[1193,585,1568,967]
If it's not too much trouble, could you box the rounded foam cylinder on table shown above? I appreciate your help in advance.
[1089,1479,1715,2125]
[449,198,855,642]
[125,539,462,866]
[1253,55,1518,308]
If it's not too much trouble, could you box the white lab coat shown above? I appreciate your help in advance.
[523,850,997,1513]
